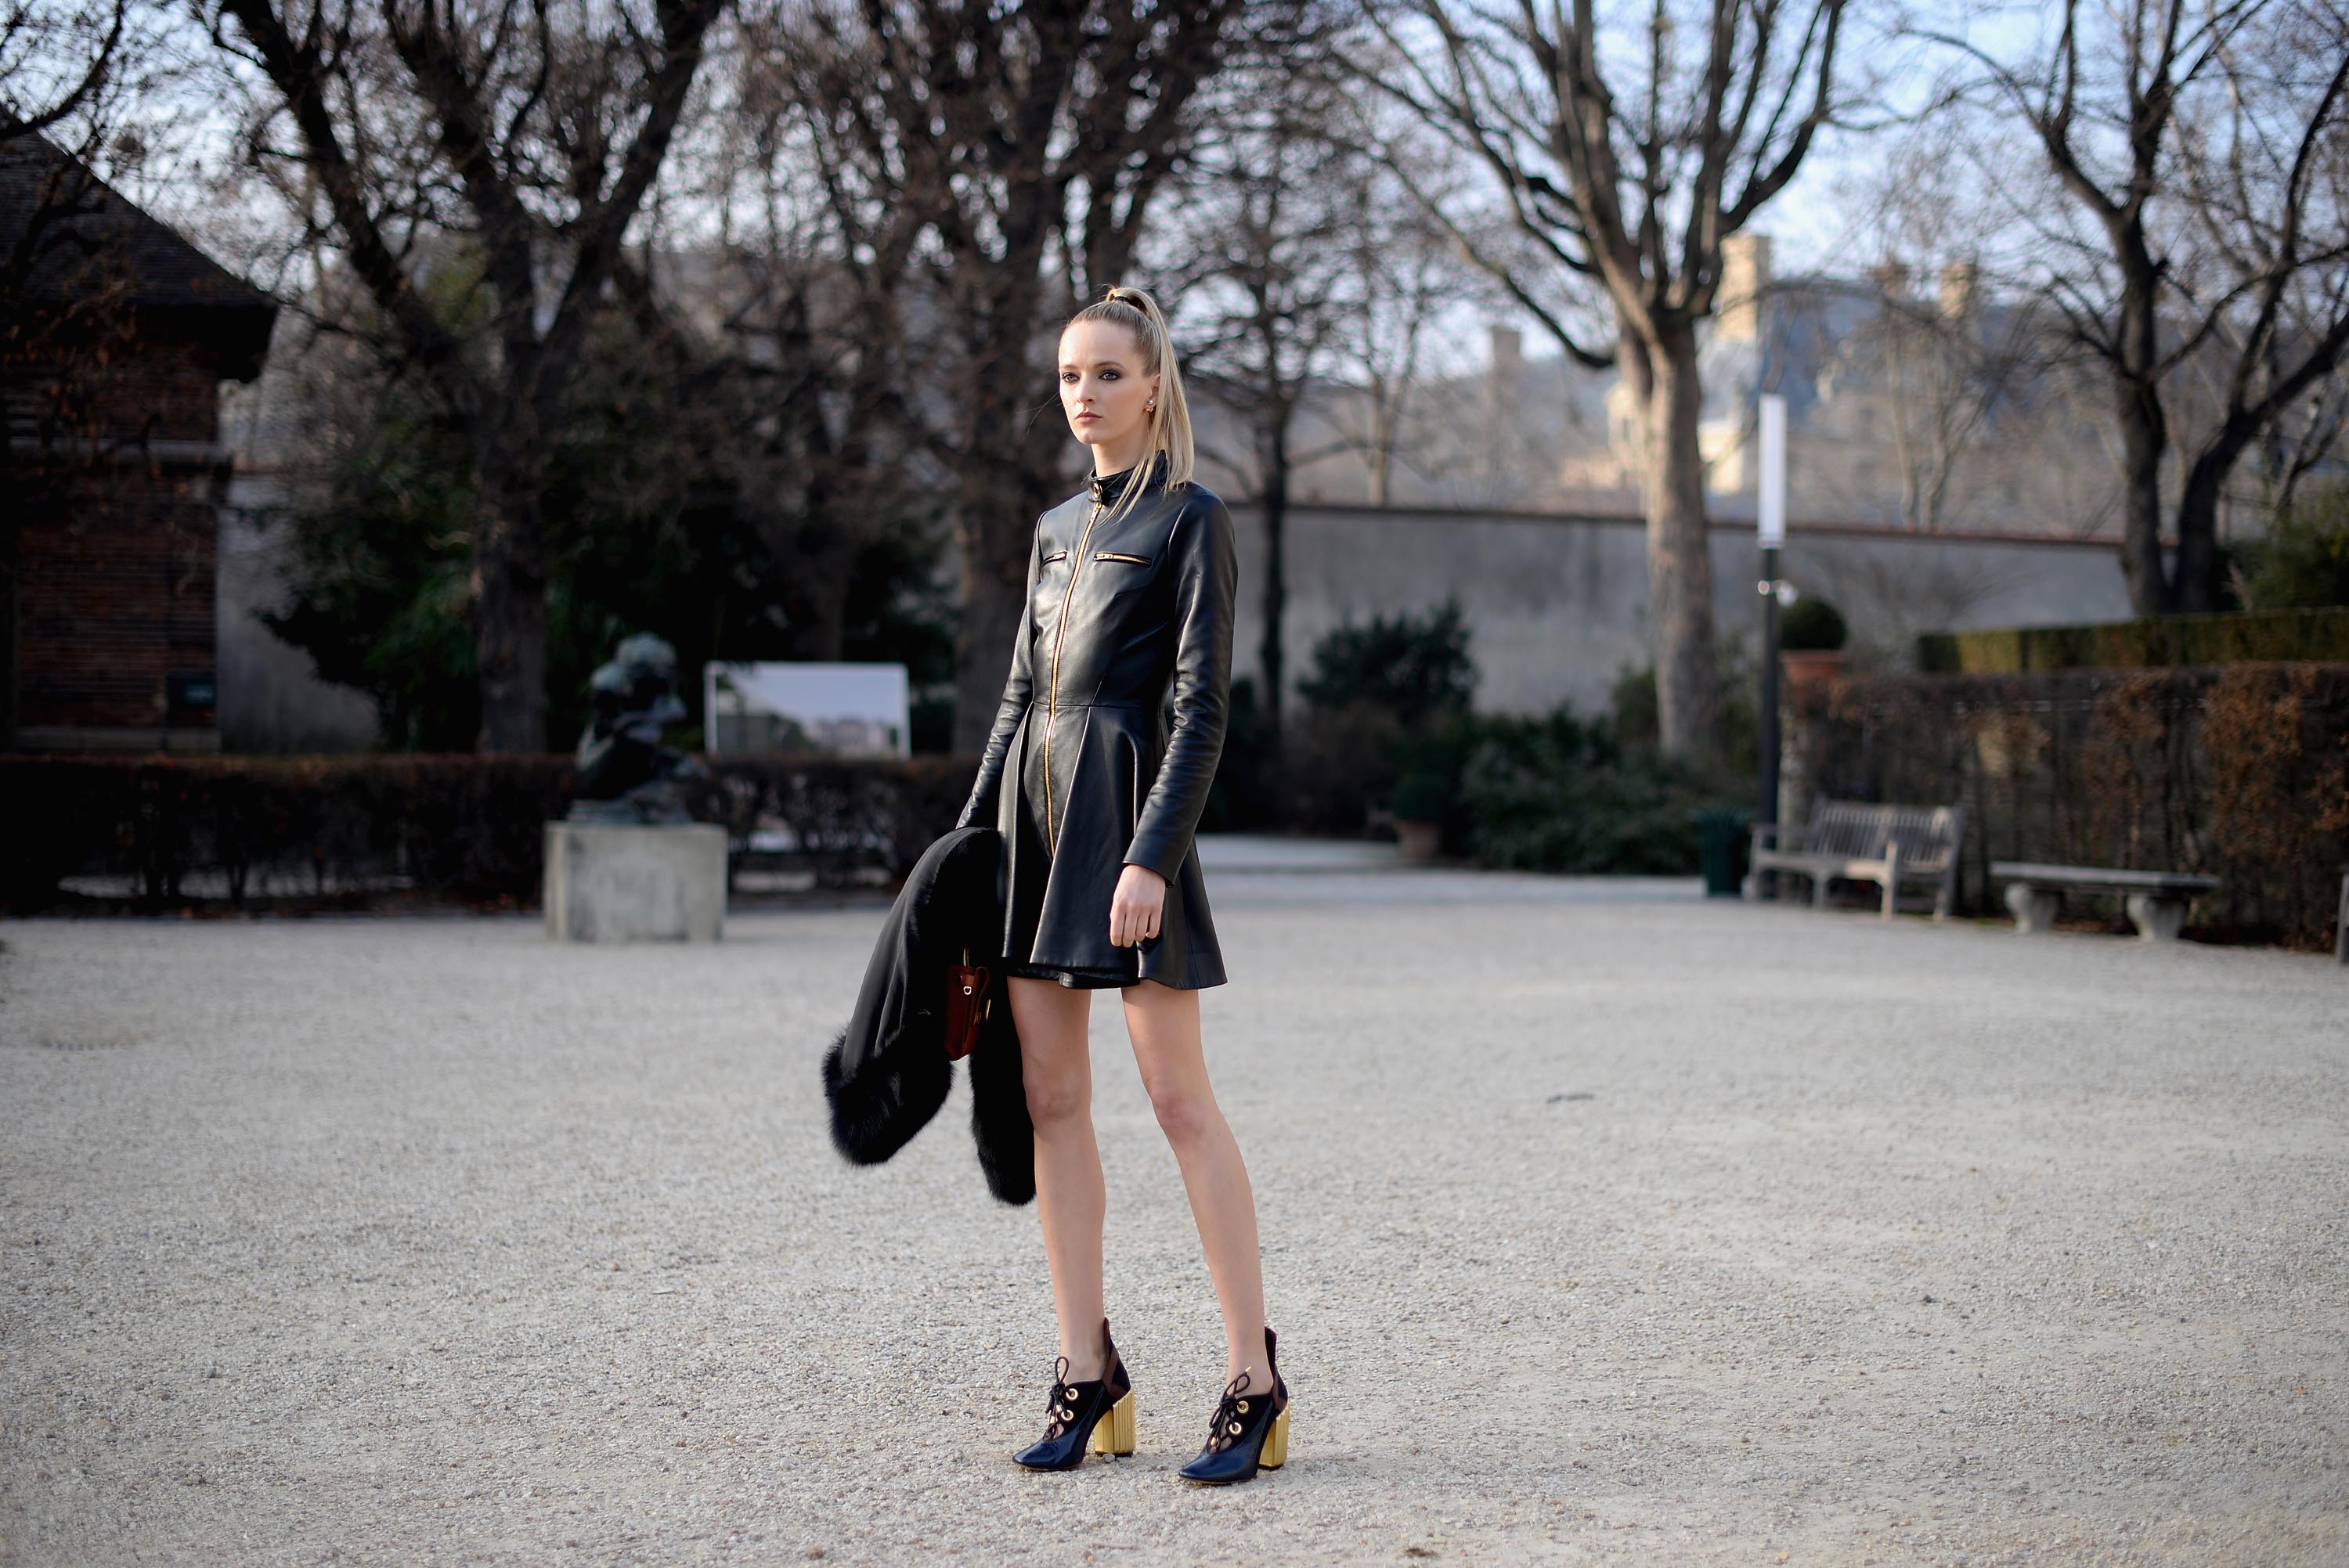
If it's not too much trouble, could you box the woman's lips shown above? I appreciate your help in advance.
[1075,413,1100,423]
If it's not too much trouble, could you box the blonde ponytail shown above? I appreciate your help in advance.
[1070,283,1196,525]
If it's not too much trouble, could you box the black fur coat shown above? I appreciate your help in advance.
[821,825,1034,1204]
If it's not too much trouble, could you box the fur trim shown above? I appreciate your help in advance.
[822,1025,951,1166]
[967,1026,1035,1206]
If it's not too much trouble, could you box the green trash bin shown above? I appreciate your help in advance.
[1694,809,1750,897]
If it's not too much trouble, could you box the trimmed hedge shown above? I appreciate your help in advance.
[1917,607,2349,673]
[1792,663,2349,950]
[0,753,976,911]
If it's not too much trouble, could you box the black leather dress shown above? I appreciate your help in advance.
[955,452,1235,989]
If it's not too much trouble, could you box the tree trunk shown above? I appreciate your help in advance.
[950,370,1066,755]
[1258,418,1289,749]
[787,521,857,660]
[2113,241,2172,616]
[953,523,1027,756]
[471,436,550,753]
[2174,414,2262,613]
[1639,321,1719,761]
[0,496,16,752]
[2114,375,2170,616]
[1366,384,1394,506]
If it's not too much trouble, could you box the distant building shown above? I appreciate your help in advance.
[1201,230,2312,543]
[1,132,276,752]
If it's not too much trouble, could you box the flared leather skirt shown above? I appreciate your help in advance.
[990,697,1226,989]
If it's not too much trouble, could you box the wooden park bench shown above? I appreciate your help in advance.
[1747,797,1966,920]
[1992,862,2221,943]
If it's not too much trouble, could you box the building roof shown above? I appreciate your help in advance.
[0,130,276,378]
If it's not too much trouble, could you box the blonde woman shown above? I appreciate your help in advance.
[954,285,1288,1484]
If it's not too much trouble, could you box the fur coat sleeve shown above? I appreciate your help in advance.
[820,824,1034,1204]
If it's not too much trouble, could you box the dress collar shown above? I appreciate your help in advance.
[1088,451,1167,507]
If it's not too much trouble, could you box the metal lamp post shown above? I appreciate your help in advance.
[1755,394,1788,887]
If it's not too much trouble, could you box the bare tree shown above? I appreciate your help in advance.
[1823,129,2047,534]
[1945,0,2349,613]
[651,3,942,661]
[207,0,724,750]
[790,0,1306,753]
[1162,74,1369,748]
[0,1,128,142]
[2,3,140,454]
[2251,352,2349,514]
[1359,0,1854,760]
[1330,232,1443,507]
[1320,121,1491,508]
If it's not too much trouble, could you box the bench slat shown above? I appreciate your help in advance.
[1750,797,1966,919]
[1990,861,2220,895]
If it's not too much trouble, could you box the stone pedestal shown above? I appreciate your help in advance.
[2337,869,2347,965]
[543,822,726,943]
[2004,881,2060,934]
[2123,892,2189,943]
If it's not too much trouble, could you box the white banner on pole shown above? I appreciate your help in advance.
[1757,393,1787,548]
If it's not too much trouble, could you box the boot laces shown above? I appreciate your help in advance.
[1203,1365,1270,1453]
[1041,1354,1084,1439]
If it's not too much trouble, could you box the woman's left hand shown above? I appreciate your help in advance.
[1109,863,1167,947]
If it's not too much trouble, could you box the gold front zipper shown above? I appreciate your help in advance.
[1041,501,1106,855]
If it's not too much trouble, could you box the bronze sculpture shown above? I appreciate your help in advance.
[567,633,706,825]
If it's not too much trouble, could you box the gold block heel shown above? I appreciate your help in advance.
[1258,1406,1289,1469]
[1091,1389,1136,1457]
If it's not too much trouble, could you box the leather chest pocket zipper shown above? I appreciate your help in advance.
[1041,550,1068,564]
[1094,552,1151,564]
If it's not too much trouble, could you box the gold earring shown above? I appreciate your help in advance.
[1146,398,1156,412]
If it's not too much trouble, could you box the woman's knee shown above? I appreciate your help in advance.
[1143,1076,1218,1149]
[1009,979,1091,1127]
[1023,1062,1092,1128]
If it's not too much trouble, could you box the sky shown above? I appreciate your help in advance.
[65,0,2063,369]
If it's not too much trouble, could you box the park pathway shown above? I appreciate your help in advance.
[2,845,2344,1566]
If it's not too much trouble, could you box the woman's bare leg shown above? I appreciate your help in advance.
[1122,978,1273,1394]
[1007,975,1111,1379]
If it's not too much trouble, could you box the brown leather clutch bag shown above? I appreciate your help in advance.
[944,950,992,1062]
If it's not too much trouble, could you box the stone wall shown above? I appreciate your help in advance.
[1225,500,2134,718]
[200,489,2139,755]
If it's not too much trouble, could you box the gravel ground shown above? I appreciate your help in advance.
[2,855,2344,1567]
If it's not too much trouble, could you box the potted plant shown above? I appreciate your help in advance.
[1779,593,1848,691]
[1391,769,1450,862]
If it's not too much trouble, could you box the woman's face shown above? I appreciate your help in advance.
[1058,319,1159,462]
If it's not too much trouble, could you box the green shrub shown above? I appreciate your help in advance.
[1294,598,1476,724]
[1457,708,1734,874]
[0,753,972,910]
[2239,481,2349,610]
[1779,594,1848,651]
[1392,769,1452,823]
[1200,676,1279,831]
[1607,640,1761,778]
[1608,662,1660,750]
[1381,712,1481,846]
[1917,607,2349,671]
[1260,609,1751,871]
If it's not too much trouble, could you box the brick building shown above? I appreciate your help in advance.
[1,132,276,752]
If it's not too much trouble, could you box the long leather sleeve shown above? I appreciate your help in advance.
[1122,493,1236,883]
[956,529,1041,831]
